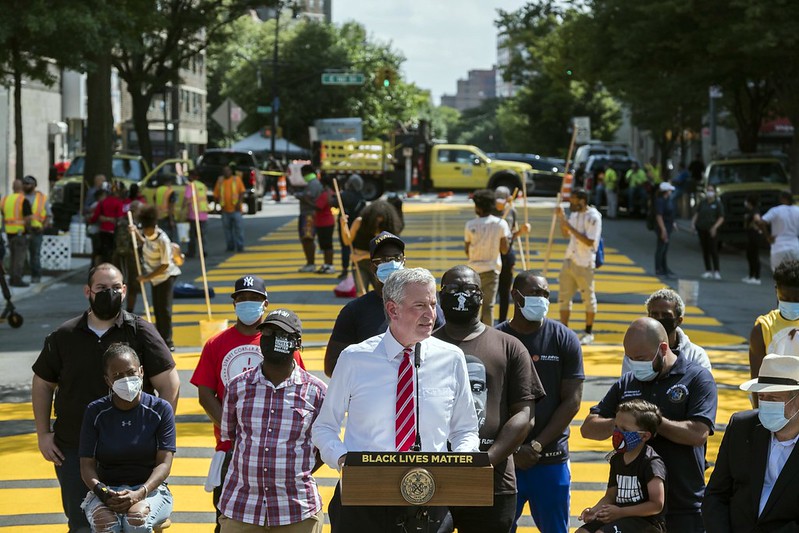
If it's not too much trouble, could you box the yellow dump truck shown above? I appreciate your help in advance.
[316,140,534,200]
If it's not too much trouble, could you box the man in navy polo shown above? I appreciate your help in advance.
[497,270,584,533]
[581,317,717,532]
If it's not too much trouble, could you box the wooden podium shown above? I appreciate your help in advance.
[340,452,493,506]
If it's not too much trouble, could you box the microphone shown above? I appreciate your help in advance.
[411,342,422,452]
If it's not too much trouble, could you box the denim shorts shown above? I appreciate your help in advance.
[81,482,173,532]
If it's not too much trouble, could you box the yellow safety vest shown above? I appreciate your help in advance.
[190,181,209,217]
[2,193,25,234]
[155,185,173,219]
[30,191,47,228]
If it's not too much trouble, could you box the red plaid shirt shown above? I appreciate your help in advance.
[219,363,326,526]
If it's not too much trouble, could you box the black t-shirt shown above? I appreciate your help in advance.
[79,392,176,486]
[32,311,175,448]
[434,327,545,494]
[496,319,584,464]
[590,356,717,514]
[655,196,674,230]
[609,444,667,520]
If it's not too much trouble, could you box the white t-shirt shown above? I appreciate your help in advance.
[762,204,799,254]
[564,206,602,268]
[142,228,181,285]
[464,215,511,273]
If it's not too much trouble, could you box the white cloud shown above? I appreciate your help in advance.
[332,0,526,104]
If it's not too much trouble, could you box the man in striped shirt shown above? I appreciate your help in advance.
[218,308,326,533]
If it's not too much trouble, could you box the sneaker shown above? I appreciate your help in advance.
[579,332,595,345]
[701,271,713,279]
[713,271,722,280]
[298,264,316,273]
[741,276,752,283]
[317,264,336,274]
[748,278,762,285]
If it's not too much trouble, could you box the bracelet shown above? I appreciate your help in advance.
[142,485,148,499]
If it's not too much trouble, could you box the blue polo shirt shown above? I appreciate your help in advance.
[79,392,176,486]
[497,319,584,464]
[590,355,717,515]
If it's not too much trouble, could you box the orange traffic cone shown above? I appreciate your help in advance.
[278,175,287,200]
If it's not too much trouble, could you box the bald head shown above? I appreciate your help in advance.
[623,317,670,364]
[441,265,480,287]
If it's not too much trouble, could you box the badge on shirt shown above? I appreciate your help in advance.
[666,384,689,403]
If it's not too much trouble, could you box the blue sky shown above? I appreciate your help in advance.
[332,0,527,104]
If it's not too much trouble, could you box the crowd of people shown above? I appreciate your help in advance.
[17,163,799,533]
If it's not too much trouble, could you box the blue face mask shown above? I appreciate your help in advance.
[519,296,549,322]
[235,301,265,326]
[779,301,799,321]
[376,260,404,283]
[625,347,662,382]
[758,397,799,432]
[612,428,644,452]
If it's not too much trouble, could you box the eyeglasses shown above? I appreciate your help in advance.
[441,283,481,296]
[371,255,405,267]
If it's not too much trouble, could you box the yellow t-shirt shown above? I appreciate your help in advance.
[756,309,799,355]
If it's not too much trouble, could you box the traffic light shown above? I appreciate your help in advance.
[376,66,396,88]
[566,68,573,76]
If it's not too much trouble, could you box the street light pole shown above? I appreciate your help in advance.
[270,5,281,158]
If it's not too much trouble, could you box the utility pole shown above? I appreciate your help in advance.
[270,5,281,158]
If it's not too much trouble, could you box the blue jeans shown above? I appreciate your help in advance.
[221,211,244,251]
[54,447,91,533]
[594,184,605,208]
[513,462,570,533]
[81,483,173,533]
[28,231,42,277]
[655,229,672,274]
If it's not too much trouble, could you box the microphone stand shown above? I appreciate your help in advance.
[411,342,422,452]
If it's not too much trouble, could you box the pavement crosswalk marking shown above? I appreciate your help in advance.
[0,201,750,531]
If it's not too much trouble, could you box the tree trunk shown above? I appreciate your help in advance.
[789,114,799,195]
[85,51,113,185]
[12,43,23,182]
[130,88,154,166]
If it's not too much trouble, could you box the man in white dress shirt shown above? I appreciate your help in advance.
[703,354,799,531]
[313,267,480,532]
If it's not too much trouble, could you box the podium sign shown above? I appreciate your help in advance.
[341,452,493,507]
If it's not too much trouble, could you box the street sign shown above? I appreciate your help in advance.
[211,98,247,133]
[321,72,365,85]
[709,85,723,98]
[257,105,273,114]
[572,116,591,144]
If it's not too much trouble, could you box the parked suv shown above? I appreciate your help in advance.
[487,153,564,196]
[195,149,265,214]
[703,157,789,244]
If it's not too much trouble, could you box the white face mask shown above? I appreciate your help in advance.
[112,375,143,402]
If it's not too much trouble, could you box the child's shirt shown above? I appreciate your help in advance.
[608,443,667,519]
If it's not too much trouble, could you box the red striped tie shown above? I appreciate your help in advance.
[395,347,416,452]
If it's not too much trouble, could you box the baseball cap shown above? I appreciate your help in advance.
[22,175,36,186]
[258,308,302,334]
[369,231,405,259]
[230,275,268,300]
[659,182,675,192]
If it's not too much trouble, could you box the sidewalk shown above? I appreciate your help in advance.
[5,256,92,304]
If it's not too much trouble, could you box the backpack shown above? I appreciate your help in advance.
[595,237,605,268]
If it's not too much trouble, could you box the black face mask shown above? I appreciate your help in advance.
[655,317,678,335]
[440,292,482,324]
[260,332,298,365]
[90,288,123,320]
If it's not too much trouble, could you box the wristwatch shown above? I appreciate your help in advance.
[530,440,543,454]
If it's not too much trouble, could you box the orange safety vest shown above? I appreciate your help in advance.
[2,193,26,234]
[30,191,47,228]
[155,185,174,219]
[215,176,244,212]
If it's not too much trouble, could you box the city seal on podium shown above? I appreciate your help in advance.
[400,467,436,505]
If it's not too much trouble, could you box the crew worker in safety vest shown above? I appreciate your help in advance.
[22,175,51,283]
[2,178,33,287]
[184,169,208,258]
[214,164,246,253]
[155,175,178,243]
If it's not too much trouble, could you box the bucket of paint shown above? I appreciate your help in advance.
[678,279,699,307]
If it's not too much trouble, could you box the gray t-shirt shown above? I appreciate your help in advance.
[299,179,323,215]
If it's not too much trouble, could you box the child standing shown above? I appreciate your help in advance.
[578,399,667,533]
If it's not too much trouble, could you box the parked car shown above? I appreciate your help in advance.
[583,156,641,212]
[703,157,789,244]
[487,153,564,196]
[574,141,634,168]
[195,149,265,214]
[51,153,151,231]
